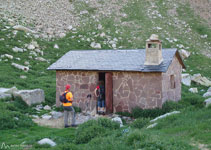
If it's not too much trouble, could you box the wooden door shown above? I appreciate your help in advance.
[105,72,113,113]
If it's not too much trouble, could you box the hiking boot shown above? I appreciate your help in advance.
[71,124,77,127]
[65,125,70,128]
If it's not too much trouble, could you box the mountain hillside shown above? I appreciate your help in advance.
[0,0,211,149]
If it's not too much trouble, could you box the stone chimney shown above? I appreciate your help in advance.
[144,34,163,65]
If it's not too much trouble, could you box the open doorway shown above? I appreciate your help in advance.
[97,72,113,114]
[99,72,105,85]
[97,72,106,114]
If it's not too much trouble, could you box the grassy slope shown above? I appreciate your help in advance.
[0,0,211,149]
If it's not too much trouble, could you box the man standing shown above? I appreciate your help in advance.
[63,84,76,128]
[94,81,106,115]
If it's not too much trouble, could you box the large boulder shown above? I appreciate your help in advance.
[0,86,18,99]
[13,89,45,106]
[182,73,191,86]
[179,49,190,59]
[203,92,211,98]
[50,111,63,119]
[0,93,12,99]
[191,74,211,87]
[204,98,211,107]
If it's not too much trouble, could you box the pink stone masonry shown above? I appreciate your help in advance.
[112,72,162,113]
[162,55,182,103]
[56,71,98,111]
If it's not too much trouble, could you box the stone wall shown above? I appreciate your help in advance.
[162,55,182,103]
[112,72,162,113]
[56,71,98,111]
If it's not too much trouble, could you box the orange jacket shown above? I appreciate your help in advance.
[63,90,73,107]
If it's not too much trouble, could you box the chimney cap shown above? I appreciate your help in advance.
[146,34,161,42]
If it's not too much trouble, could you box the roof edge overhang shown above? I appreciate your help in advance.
[47,68,164,73]
[175,50,186,69]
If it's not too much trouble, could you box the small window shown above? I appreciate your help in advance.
[170,75,176,89]
[148,43,157,48]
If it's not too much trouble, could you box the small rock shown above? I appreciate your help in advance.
[98,24,103,30]
[67,25,73,30]
[80,10,89,15]
[100,32,105,37]
[11,63,29,72]
[15,57,21,61]
[38,138,56,147]
[204,98,211,107]
[13,25,35,33]
[112,43,116,48]
[189,88,198,93]
[59,33,66,38]
[150,111,180,122]
[24,61,30,65]
[4,54,13,59]
[14,117,19,120]
[27,44,35,50]
[12,47,23,53]
[34,49,43,56]
[90,42,101,49]
[31,41,39,48]
[111,117,123,127]
[20,75,27,79]
[41,114,52,120]
[201,34,208,39]
[32,115,39,119]
[50,111,63,119]
[182,73,191,86]
[35,57,47,62]
[54,44,59,49]
[0,93,12,99]
[44,105,51,110]
[147,123,157,129]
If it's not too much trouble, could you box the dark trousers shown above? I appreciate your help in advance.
[64,106,75,126]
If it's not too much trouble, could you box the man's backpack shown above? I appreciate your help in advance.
[59,92,68,103]
[99,85,105,100]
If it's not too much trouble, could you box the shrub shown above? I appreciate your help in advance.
[126,131,147,146]
[74,118,120,144]
[130,118,150,129]
[0,100,35,130]
[116,111,132,117]
[162,101,184,112]
[180,95,204,108]
[131,107,164,119]
[97,118,119,130]
[52,143,79,150]
[75,124,105,144]
[0,109,35,130]
[73,106,81,113]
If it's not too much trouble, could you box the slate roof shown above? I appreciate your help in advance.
[47,49,184,72]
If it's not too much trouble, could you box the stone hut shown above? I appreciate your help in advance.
[48,35,185,113]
